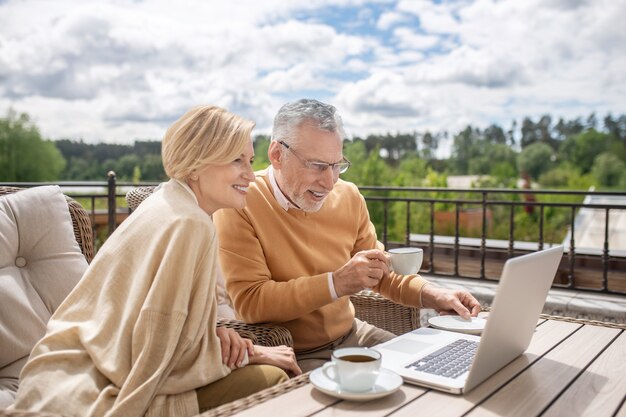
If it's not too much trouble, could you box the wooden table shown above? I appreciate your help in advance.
[205,316,626,417]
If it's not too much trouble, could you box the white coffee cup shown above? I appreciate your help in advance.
[388,247,423,275]
[322,347,381,392]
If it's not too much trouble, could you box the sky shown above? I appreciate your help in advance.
[1,0,625,157]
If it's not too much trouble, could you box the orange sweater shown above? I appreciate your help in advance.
[213,169,428,351]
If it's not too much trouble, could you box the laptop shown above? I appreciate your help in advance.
[375,246,564,394]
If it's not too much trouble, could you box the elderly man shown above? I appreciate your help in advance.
[213,99,481,372]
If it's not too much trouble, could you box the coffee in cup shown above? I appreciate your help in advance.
[388,247,423,275]
[322,347,381,392]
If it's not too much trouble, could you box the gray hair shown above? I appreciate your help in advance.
[271,99,346,145]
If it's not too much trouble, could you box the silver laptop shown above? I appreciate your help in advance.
[375,246,564,394]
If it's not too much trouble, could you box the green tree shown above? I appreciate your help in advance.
[520,115,555,149]
[603,113,626,145]
[0,110,66,181]
[559,129,612,174]
[360,133,417,164]
[140,154,166,180]
[252,135,271,170]
[450,126,480,174]
[518,142,554,180]
[483,124,507,145]
[468,143,517,176]
[63,156,103,180]
[420,131,438,160]
[108,154,140,181]
[591,153,626,187]
[538,165,581,188]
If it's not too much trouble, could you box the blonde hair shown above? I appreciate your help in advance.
[162,105,255,180]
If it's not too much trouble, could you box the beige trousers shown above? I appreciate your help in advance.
[295,318,395,373]
[196,364,289,411]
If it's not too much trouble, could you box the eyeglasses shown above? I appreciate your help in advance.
[278,140,351,174]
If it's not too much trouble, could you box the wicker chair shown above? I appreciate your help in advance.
[126,186,421,337]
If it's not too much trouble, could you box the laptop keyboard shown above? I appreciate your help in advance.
[406,339,478,379]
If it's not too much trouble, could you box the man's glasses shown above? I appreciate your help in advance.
[278,141,351,174]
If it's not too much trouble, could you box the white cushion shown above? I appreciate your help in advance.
[0,186,88,408]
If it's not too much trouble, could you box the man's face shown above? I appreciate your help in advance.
[273,124,344,212]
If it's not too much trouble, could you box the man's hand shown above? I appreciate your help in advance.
[421,284,481,320]
[248,345,302,376]
[332,249,390,297]
[216,326,254,368]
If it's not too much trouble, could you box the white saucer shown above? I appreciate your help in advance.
[309,367,403,401]
[428,315,487,335]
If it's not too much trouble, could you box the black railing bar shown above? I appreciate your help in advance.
[382,200,389,248]
[107,172,117,235]
[454,203,460,276]
[4,182,622,197]
[538,206,545,250]
[568,206,576,289]
[365,196,626,210]
[405,201,411,246]
[0,180,161,186]
[429,201,435,273]
[0,181,109,187]
[602,208,610,292]
[360,186,626,196]
[480,192,487,279]
[508,205,515,258]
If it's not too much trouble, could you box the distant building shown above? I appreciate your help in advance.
[446,175,486,188]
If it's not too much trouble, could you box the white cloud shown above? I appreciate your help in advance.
[396,0,461,34]
[392,27,441,50]
[0,0,624,151]
[377,11,408,30]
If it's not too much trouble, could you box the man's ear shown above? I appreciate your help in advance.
[268,140,283,168]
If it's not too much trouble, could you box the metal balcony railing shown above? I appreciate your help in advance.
[360,186,626,296]
[3,175,625,295]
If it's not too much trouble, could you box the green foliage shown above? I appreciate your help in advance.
[0,110,66,181]
[449,127,519,177]
[468,144,518,176]
[55,139,166,181]
[559,129,613,174]
[518,142,554,180]
[356,133,418,164]
[6,109,626,247]
[538,164,582,188]
[252,136,271,170]
[141,154,166,180]
[343,141,392,186]
[132,166,142,184]
[591,153,626,188]
[520,115,557,149]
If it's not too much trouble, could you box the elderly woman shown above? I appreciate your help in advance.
[12,106,300,416]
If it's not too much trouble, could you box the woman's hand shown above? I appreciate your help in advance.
[248,345,302,376]
[216,326,254,368]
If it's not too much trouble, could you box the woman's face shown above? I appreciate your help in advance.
[188,139,255,215]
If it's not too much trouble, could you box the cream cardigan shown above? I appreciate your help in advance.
[13,180,230,417]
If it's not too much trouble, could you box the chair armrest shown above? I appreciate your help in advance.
[350,290,420,335]
[217,318,293,348]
